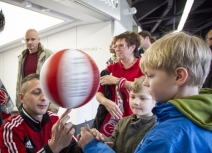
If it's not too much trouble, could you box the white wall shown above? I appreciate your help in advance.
[113,20,127,37]
[0,21,112,124]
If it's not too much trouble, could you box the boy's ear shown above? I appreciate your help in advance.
[175,67,188,86]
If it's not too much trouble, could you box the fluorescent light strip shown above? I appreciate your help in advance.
[0,1,64,46]
[176,0,194,32]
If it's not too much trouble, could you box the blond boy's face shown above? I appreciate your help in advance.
[129,86,155,118]
[143,68,178,103]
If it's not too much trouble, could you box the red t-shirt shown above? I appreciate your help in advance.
[98,57,144,136]
[24,52,38,77]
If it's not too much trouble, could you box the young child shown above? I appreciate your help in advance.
[93,76,156,153]
[78,76,156,153]
[78,31,212,153]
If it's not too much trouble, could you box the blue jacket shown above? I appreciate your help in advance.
[84,88,212,153]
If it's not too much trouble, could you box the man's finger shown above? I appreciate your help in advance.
[60,109,72,119]
[85,124,91,131]
[77,134,81,141]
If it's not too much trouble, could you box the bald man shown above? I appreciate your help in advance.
[16,29,59,113]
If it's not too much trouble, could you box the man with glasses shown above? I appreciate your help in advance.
[206,29,212,47]
[16,29,59,113]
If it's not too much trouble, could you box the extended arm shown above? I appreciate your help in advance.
[96,92,122,119]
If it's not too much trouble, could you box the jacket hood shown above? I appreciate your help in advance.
[169,88,212,131]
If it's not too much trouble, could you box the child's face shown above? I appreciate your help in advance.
[129,86,155,118]
[143,68,178,103]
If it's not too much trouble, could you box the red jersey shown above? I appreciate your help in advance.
[98,57,144,136]
[0,108,58,153]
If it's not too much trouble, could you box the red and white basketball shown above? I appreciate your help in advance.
[40,49,100,108]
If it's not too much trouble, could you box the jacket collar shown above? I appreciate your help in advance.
[118,57,140,69]
[130,114,157,127]
[152,102,183,123]
[20,107,51,131]
[22,42,44,57]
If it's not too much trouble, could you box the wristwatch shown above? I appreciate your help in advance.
[116,78,121,85]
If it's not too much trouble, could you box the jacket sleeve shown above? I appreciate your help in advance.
[134,135,179,153]
[38,140,83,153]
[83,140,115,153]
[0,125,27,153]
[109,120,120,145]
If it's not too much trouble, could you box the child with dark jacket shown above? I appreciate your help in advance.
[79,76,156,153]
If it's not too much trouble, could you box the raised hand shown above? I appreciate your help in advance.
[48,109,75,153]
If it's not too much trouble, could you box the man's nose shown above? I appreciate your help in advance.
[40,92,47,100]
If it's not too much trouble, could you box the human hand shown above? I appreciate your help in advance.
[100,74,117,85]
[78,124,95,149]
[48,109,75,153]
[90,128,105,142]
[103,99,122,119]
[105,142,114,147]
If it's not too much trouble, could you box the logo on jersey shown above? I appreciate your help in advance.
[24,137,35,152]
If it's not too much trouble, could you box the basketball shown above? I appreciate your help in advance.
[40,49,100,108]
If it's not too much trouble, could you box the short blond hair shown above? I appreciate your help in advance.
[129,76,146,93]
[140,31,212,86]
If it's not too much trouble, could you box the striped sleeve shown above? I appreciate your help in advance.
[1,115,25,153]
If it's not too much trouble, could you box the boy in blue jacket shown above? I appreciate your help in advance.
[78,31,212,153]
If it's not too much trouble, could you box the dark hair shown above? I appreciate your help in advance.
[139,30,156,43]
[116,31,141,57]
[21,74,40,93]
[0,10,5,32]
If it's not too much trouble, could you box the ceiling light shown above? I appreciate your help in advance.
[176,0,194,32]
[22,1,32,8]
[123,7,137,15]
[0,1,64,47]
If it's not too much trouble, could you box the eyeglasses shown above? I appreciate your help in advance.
[206,37,212,41]
[112,44,130,50]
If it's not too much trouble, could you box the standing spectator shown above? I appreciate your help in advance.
[0,10,5,32]
[202,29,212,88]
[16,29,59,113]
[95,31,144,137]
[106,36,119,65]
[138,30,155,55]
[206,29,212,47]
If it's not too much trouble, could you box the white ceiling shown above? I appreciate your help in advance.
[0,0,113,52]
